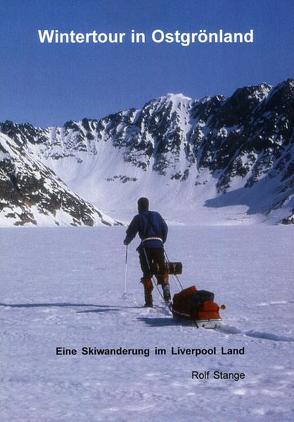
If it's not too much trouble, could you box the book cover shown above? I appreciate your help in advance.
[0,0,293,421]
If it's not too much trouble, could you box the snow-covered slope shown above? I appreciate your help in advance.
[0,133,119,226]
[1,226,293,421]
[0,79,293,225]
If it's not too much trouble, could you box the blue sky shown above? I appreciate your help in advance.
[0,0,293,126]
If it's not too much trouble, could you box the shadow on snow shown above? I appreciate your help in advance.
[0,303,140,314]
[137,316,196,327]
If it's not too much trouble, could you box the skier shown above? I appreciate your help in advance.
[123,197,171,307]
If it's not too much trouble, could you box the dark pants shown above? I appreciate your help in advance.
[139,247,168,285]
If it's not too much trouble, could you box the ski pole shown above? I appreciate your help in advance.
[124,245,128,295]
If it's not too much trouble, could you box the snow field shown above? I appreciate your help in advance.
[0,226,294,421]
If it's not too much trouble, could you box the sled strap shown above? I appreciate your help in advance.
[142,237,163,243]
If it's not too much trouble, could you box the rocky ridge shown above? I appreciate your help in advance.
[0,79,293,225]
[0,133,118,226]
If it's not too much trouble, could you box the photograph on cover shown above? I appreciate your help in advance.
[0,0,293,421]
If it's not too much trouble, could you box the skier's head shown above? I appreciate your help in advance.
[138,197,149,213]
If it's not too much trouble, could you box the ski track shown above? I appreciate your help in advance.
[0,226,294,421]
[216,324,294,342]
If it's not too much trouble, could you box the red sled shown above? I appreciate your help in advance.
[171,286,225,328]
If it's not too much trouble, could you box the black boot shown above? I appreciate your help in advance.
[162,284,171,302]
[144,298,153,308]
[144,290,153,307]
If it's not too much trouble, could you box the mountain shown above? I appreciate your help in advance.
[0,79,293,226]
[0,133,119,226]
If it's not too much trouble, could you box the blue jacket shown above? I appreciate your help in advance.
[124,210,168,249]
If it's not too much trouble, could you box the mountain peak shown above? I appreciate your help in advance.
[164,93,192,101]
[0,78,293,226]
